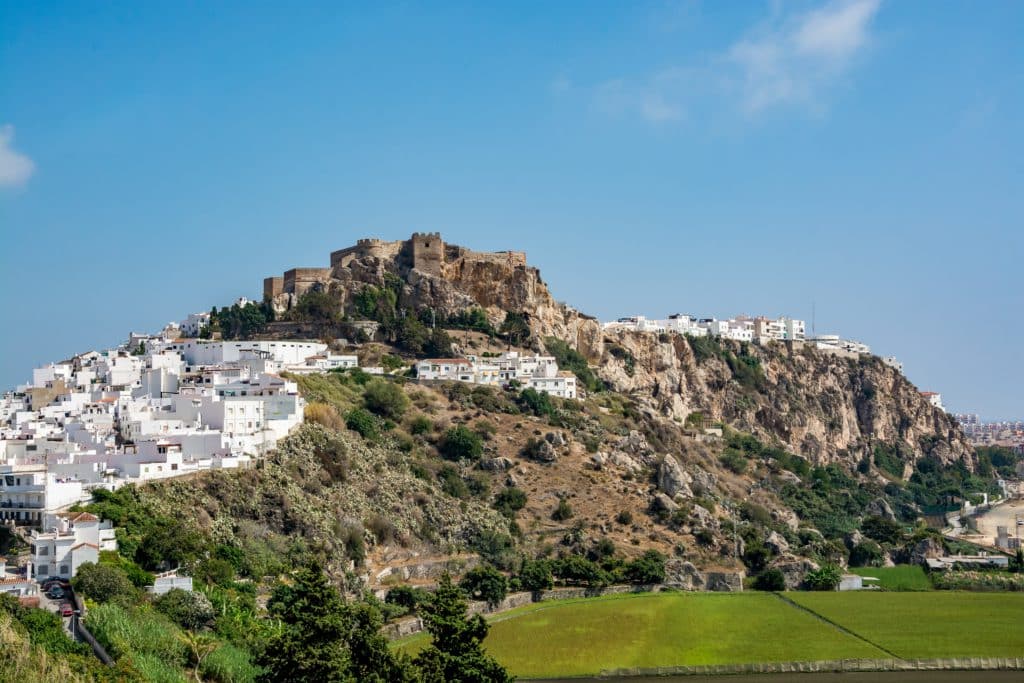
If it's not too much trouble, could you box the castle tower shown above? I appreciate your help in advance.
[411,232,443,276]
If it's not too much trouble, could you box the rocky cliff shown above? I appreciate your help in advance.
[266,233,604,356]
[596,330,972,470]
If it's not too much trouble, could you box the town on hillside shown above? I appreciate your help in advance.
[0,305,582,595]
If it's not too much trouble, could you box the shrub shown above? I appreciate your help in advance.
[625,550,666,584]
[304,402,346,431]
[552,499,574,521]
[754,568,787,591]
[437,465,469,499]
[493,488,527,518]
[720,450,749,475]
[409,414,433,435]
[154,588,215,630]
[385,585,428,611]
[552,556,609,588]
[363,379,409,420]
[345,408,378,440]
[459,565,508,606]
[439,425,483,461]
[861,516,905,545]
[805,563,842,591]
[517,388,554,417]
[615,510,633,525]
[544,337,603,393]
[72,562,136,604]
[849,540,884,567]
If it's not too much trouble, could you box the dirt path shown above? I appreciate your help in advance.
[973,499,1024,546]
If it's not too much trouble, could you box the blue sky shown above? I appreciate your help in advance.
[1,1,1021,418]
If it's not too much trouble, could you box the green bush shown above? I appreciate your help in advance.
[754,568,787,591]
[409,414,433,435]
[615,510,633,525]
[437,465,469,499]
[363,379,409,420]
[345,407,378,439]
[552,499,574,521]
[719,450,748,475]
[72,562,136,604]
[154,588,215,630]
[861,516,905,545]
[439,425,483,461]
[493,488,527,518]
[805,563,842,591]
[849,540,884,567]
[517,388,555,417]
[625,550,666,584]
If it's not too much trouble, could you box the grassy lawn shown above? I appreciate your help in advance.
[399,592,885,678]
[789,592,1024,659]
[848,565,933,590]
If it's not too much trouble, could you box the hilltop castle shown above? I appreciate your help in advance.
[263,233,527,299]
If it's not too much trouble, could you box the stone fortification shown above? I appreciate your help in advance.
[262,232,601,355]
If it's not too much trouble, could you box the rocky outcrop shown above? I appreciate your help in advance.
[769,555,820,590]
[658,456,693,500]
[595,330,973,472]
[665,559,744,592]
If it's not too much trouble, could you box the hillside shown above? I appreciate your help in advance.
[150,233,992,591]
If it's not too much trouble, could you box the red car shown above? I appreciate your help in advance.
[60,603,74,617]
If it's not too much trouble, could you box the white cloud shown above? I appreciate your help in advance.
[729,0,881,112]
[0,125,36,188]
[583,0,882,122]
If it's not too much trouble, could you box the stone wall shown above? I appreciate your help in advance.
[263,276,283,300]
[411,232,443,276]
[283,267,332,296]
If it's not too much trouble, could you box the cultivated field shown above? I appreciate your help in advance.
[847,565,932,590]
[397,591,1024,679]
[788,592,1024,659]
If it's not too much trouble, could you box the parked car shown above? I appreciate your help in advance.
[60,603,74,617]
[48,586,65,600]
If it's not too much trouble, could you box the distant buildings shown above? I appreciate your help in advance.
[954,413,1024,450]
[415,352,578,399]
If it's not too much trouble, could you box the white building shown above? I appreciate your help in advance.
[28,511,115,581]
[179,312,211,338]
[921,392,944,411]
[0,465,89,525]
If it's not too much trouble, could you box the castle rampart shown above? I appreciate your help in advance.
[266,232,529,300]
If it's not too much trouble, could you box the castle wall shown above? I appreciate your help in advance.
[263,277,284,300]
[411,232,443,276]
[283,268,332,296]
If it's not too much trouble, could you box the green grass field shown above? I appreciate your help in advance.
[399,592,885,678]
[396,590,1024,679]
[788,592,1024,659]
[847,565,933,590]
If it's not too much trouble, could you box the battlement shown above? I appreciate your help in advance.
[263,276,284,300]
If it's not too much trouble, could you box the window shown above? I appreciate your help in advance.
[37,566,47,576]
[60,564,69,575]
[37,546,48,556]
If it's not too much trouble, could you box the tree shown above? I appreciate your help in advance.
[499,311,531,348]
[861,516,904,545]
[413,574,512,683]
[363,379,409,420]
[439,425,483,461]
[155,589,216,631]
[258,564,352,682]
[459,565,508,607]
[517,388,554,417]
[805,563,842,591]
[71,562,136,604]
[624,550,666,585]
[180,631,218,683]
[517,560,553,592]
[849,540,884,568]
